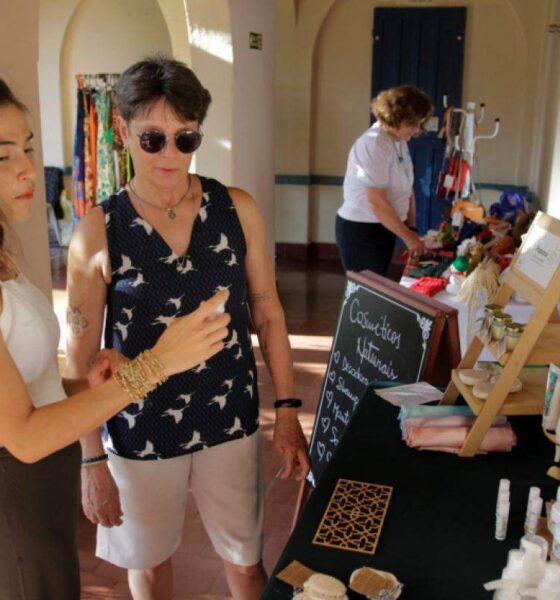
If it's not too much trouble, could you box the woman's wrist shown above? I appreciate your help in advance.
[112,350,169,402]
[274,398,302,409]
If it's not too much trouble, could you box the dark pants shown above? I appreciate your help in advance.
[335,214,397,276]
[0,443,81,600]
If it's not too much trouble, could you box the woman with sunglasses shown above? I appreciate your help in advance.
[336,85,433,276]
[66,56,309,600]
[0,78,230,600]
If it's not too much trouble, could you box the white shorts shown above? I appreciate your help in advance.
[96,432,263,570]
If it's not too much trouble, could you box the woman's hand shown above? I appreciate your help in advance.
[152,289,230,376]
[86,349,128,387]
[273,410,310,481]
[404,231,426,256]
[81,462,123,528]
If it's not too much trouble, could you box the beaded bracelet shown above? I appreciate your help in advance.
[81,453,108,468]
[113,350,169,402]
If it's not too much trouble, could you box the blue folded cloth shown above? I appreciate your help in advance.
[398,404,474,424]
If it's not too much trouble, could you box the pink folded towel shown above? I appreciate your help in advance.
[402,415,507,437]
[405,424,517,454]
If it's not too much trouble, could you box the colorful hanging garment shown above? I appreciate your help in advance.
[83,89,95,210]
[94,89,116,202]
[110,89,128,189]
[71,86,86,220]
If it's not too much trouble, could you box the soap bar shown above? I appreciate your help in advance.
[303,574,348,600]
[490,375,523,393]
[458,369,490,386]
[473,378,523,399]
[473,381,494,399]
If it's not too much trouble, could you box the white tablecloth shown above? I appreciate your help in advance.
[400,276,536,360]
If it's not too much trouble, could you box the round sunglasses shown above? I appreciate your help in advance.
[136,129,203,154]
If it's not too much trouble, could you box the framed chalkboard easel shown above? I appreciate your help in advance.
[307,271,460,487]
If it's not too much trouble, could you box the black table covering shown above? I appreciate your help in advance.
[263,386,557,600]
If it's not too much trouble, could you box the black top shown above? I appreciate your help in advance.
[99,176,259,459]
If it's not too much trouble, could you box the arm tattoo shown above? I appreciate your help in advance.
[67,303,90,337]
[250,290,272,304]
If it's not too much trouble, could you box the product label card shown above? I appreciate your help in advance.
[516,224,560,288]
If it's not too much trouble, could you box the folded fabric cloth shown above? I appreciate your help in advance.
[405,424,517,454]
[398,404,474,422]
[405,258,453,279]
[410,276,448,297]
[401,415,508,439]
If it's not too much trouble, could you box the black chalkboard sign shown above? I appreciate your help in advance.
[308,271,459,486]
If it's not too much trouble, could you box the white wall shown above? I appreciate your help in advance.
[230,0,276,244]
[59,0,172,167]
[0,0,52,297]
[275,0,551,245]
[535,0,560,218]
[185,0,234,185]
[274,0,336,245]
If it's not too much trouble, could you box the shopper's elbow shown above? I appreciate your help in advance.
[1,436,44,464]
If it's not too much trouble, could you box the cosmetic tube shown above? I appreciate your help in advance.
[495,499,510,541]
[553,524,560,560]
[527,496,543,535]
[520,534,548,561]
[492,550,524,599]
[520,538,545,587]
[496,488,510,514]
[536,563,560,600]
[498,479,510,494]
[524,487,541,531]
[543,364,560,430]
[555,414,560,463]
[550,501,560,536]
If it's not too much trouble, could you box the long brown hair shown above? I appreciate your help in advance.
[0,79,27,279]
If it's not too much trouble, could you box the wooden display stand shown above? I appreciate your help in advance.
[441,211,560,456]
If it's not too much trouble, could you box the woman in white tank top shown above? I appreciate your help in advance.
[0,80,230,599]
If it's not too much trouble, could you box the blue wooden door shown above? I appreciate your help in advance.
[372,7,466,233]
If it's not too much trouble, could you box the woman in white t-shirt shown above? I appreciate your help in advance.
[336,85,433,276]
[0,80,229,599]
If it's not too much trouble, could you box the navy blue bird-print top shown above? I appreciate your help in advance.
[100,176,259,460]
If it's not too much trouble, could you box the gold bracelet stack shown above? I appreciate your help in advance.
[113,350,169,402]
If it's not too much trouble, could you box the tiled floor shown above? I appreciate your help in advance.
[50,246,346,599]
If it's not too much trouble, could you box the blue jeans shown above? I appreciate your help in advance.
[335,214,397,276]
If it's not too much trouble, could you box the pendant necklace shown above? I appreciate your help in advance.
[129,175,192,220]
[394,140,404,163]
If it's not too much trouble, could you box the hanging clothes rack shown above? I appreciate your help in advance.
[436,95,500,227]
[71,72,131,220]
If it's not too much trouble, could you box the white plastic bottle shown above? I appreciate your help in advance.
[520,539,546,588]
[536,563,560,600]
[550,499,560,537]
[493,550,524,600]
[525,487,541,532]
[520,535,549,561]
[553,524,560,561]
[527,497,544,536]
